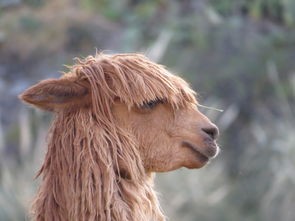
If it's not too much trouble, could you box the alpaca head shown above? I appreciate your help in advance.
[20,53,219,221]
[20,53,219,175]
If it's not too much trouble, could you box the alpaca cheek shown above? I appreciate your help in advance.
[143,138,181,172]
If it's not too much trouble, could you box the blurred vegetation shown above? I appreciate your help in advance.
[0,0,294,220]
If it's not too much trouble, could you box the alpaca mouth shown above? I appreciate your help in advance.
[182,141,218,162]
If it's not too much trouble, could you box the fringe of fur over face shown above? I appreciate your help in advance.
[20,53,199,221]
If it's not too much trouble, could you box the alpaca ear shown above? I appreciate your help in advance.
[19,78,90,111]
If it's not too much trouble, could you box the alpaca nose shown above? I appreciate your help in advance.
[201,125,219,140]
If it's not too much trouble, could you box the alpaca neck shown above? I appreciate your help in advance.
[32,112,165,221]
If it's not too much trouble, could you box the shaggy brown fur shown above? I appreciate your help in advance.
[20,53,219,221]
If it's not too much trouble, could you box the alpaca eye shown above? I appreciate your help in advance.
[140,99,163,110]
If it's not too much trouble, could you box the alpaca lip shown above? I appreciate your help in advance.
[182,141,217,160]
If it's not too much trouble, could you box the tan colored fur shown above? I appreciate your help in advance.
[20,53,219,221]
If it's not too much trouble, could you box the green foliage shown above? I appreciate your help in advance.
[19,15,42,32]
[209,0,234,15]
[81,0,125,20]
[24,0,45,7]
[210,0,295,26]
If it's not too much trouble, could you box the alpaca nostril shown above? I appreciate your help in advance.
[202,126,219,140]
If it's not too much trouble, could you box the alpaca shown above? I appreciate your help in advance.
[19,53,219,221]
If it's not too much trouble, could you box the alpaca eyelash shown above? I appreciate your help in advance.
[140,99,164,110]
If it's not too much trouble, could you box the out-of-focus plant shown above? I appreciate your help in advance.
[0,109,49,221]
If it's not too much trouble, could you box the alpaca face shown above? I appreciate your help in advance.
[20,53,219,174]
[112,100,219,172]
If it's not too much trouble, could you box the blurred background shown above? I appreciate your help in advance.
[0,0,295,220]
